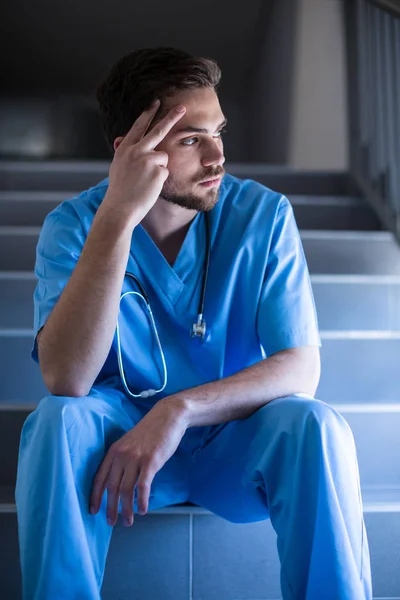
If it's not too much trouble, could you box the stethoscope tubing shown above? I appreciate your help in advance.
[117,210,211,398]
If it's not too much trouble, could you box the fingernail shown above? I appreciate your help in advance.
[107,516,113,526]
[89,505,96,514]
[175,105,185,112]
[152,98,160,107]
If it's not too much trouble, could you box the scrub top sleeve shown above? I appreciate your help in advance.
[31,210,85,363]
[256,196,321,357]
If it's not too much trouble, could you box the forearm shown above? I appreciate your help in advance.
[165,346,321,428]
[40,202,139,397]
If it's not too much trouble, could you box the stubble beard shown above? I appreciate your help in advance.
[160,174,223,212]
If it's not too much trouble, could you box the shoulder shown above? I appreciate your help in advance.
[219,172,292,227]
[37,177,109,247]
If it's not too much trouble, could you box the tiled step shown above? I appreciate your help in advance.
[301,231,400,275]
[1,227,400,274]
[2,333,400,405]
[289,195,382,230]
[316,336,400,403]
[0,486,399,600]
[2,404,400,489]
[0,161,357,195]
[0,191,382,230]
[311,275,400,330]
[2,273,400,331]
[0,191,77,227]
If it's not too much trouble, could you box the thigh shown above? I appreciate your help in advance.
[187,393,327,524]
[187,403,274,524]
[190,394,354,523]
[18,386,191,513]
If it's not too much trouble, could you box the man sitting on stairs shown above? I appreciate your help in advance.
[15,47,372,600]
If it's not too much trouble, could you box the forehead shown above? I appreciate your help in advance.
[160,87,225,132]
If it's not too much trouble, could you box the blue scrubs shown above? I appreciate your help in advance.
[15,173,372,599]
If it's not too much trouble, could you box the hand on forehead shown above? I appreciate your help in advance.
[150,87,224,137]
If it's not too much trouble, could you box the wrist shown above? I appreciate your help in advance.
[96,196,141,233]
[159,395,192,429]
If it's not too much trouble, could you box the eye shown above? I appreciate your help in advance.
[182,137,198,146]
[181,128,227,146]
[215,128,227,138]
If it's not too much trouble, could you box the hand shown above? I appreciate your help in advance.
[101,99,187,225]
[89,398,188,527]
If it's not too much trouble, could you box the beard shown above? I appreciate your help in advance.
[160,168,225,212]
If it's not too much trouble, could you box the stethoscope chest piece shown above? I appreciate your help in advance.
[191,315,206,338]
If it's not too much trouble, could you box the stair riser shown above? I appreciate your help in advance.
[0,164,354,195]
[0,508,399,599]
[2,399,400,488]
[0,199,381,231]
[2,335,400,404]
[1,232,400,273]
[1,278,399,331]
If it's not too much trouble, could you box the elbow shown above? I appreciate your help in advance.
[43,370,91,398]
[281,345,321,397]
[301,347,321,397]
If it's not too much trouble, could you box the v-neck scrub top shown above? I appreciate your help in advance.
[31,173,321,405]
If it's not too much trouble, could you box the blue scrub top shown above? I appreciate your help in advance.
[31,173,321,403]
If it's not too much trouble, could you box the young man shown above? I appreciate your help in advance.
[15,47,372,599]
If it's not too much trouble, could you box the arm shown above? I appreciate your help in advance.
[164,345,321,428]
[37,101,186,397]
[89,345,320,522]
[38,206,138,397]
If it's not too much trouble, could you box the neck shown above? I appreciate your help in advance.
[140,198,198,245]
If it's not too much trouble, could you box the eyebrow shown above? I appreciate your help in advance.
[175,118,228,135]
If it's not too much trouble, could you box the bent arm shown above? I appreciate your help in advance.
[38,203,140,397]
[164,345,321,428]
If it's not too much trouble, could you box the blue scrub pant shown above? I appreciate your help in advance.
[15,387,372,599]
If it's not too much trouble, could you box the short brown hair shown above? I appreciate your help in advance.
[95,47,222,153]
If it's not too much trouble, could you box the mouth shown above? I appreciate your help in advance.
[198,177,221,187]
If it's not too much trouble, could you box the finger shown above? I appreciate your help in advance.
[118,99,161,151]
[145,150,169,169]
[119,465,139,527]
[136,465,156,516]
[105,464,125,526]
[89,453,113,514]
[138,105,186,153]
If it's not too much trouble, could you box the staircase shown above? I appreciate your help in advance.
[1,161,399,600]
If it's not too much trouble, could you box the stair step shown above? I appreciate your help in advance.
[0,487,399,599]
[289,195,382,230]
[2,485,400,513]
[0,191,382,230]
[2,404,400,489]
[2,333,400,404]
[0,161,356,195]
[301,230,400,275]
[1,228,399,273]
[2,272,400,330]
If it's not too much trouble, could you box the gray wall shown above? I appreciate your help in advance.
[289,0,349,170]
[0,0,348,168]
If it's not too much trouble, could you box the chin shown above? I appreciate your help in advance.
[160,182,221,212]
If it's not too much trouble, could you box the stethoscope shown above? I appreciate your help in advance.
[115,210,211,399]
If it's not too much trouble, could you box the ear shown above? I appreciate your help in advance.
[113,137,124,152]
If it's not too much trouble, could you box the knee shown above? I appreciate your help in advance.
[265,394,355,447]
[260,394,354,441]
[35,393,89,429]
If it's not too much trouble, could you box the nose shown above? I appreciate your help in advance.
[201,139,225,168]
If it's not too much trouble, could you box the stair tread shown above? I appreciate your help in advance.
[0,191,363,203]
[3,271,400,283]
[1,485,400,512]
[0,226,394,238]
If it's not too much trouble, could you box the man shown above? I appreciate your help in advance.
[15,47,372,599]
